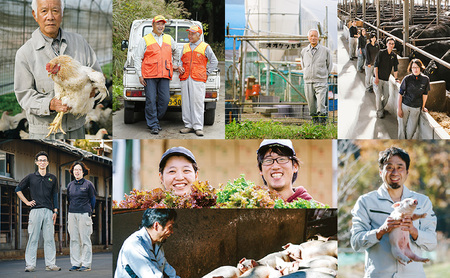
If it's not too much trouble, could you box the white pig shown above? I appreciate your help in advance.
[201,265,241,278]
[257,251,290,269]
[283,241,337,260]
[389,198,429,265]
[238,258,259,274]
[239,265,282,278]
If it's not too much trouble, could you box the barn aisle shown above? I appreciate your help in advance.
[338,30,398,139]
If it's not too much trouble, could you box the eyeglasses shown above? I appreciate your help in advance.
[37,159,48,163]
[262,156,292,166]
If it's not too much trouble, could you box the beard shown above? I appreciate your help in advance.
[387,182,402,189]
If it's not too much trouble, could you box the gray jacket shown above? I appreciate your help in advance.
[14,28,101,138]
[115,227,179,278]
[351,185,437,278]
[301,43,333,83]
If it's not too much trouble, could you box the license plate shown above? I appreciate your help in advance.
[168,95,181,106]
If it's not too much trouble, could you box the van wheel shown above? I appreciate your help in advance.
[204,109,215,125]
[124,100,135,124]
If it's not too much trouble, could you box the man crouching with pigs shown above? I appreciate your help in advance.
[351,147,437,277]
[115,209,179,278]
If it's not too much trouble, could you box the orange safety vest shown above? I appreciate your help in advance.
[179,41,209,83]
[141,33,173,79]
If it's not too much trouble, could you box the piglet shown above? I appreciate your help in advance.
[283,241,337,260]
[201,266,241,278]
[239,265,282,278]
[238,258,259,274]
[388,198,429,265]
[257,251,290,269]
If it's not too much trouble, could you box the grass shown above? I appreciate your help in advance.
[101,62,113,77]
[0,92,22,115]
[112,74,124,112]
[225,119,337,139]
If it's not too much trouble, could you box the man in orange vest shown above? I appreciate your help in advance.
[178,25,218,136]
[134,15,179,134]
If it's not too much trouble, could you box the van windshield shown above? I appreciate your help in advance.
[142,26,190,44]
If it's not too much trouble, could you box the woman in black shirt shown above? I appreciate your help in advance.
[397,59,430,139]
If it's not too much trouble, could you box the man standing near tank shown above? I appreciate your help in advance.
[178,25,218,137]
[301,29,333,124]
[134,15,180,135]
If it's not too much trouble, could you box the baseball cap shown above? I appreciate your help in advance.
[153,15,167,24]
[159,147,197,170]
[257,139,296,156]
[186,25,202,34]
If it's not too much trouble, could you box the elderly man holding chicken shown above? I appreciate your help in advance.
[14,0,102,139]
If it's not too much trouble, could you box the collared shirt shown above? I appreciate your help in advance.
[374,49,399,81]
[300,43,333,83]
[15,171,58,211]
[14,27,101,136]
[115,227,179,278]
[365,42,380,66]
[67,178,97,213]
[134,31,179,77]
[350,185,437,277]
[399,73,430,108]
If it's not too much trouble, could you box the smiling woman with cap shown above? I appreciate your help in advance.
[159,147,199,196]
[257,139,314,202]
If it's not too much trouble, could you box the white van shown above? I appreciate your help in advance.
[121,19,220,125]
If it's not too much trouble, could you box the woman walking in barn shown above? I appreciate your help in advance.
[397,59,430,139]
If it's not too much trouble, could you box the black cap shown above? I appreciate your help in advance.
[159,147,196,170]
[257,139,296,156]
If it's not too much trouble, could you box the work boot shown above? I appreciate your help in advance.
[180,128,194,134]
[25,266,35,272]
[46,265,61,271]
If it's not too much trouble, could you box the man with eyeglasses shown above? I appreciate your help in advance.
[256,139,313,202]
[15,151,61,272]
[14,0,101,139]
[115,209,179,278]
[373,37,399,118]
[350,147,436,277]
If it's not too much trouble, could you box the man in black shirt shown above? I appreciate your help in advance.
[349,20,358,60]
[15,151,61,272]
[373,37,399,118]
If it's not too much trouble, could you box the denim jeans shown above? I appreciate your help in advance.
[144,78,170,129]
[357,48,366,71]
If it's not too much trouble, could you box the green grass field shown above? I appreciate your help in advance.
[225,119,337,139]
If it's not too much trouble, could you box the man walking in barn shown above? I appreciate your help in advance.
[178,25,218,137]
[134,15,179,135]
[15,151,61,272]
[373,37,399,118]
[349,20,358,60]
[301,29,333,124]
